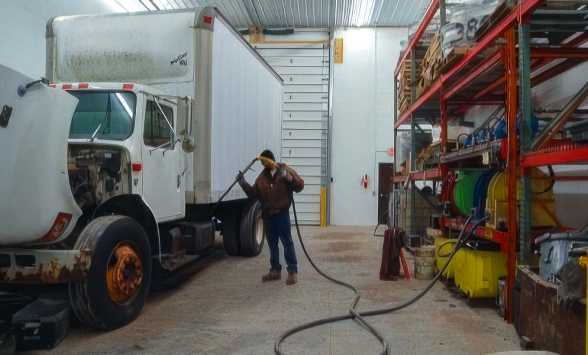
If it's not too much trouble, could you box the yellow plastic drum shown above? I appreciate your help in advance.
[453,249,507,298]
[485,167,556,232]
[434,236,456,278]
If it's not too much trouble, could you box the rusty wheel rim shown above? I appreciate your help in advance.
[107,242,143,304]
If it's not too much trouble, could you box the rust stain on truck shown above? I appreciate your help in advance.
[0,249,91,284]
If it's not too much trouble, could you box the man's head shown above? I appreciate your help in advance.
[259,149,278,170]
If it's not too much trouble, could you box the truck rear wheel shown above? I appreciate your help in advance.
[69,215,152,329]
[239,200,265,256]
[221,205,242,256]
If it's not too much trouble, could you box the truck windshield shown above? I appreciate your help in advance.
[68,91,136,140]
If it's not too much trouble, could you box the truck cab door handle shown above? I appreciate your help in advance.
[0,105,13,128]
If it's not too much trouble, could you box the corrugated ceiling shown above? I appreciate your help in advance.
[113,0,431,28]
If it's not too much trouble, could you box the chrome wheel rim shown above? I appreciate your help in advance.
[255,210,264,245]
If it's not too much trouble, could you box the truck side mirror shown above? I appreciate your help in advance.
[178,96,195,153]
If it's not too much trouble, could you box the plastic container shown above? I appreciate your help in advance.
[472,169,497,220]
[486,168,557,231]
[453,170,484,216]
[485,171,507,231]
[434,236,457,278]
[453,249,507,298]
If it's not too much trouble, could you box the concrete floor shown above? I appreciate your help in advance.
[27,226,520,355]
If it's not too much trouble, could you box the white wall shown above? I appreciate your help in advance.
[0,0,122,78]
[330,27,406,225]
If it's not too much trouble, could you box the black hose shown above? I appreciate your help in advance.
[275,199,390,355]
[437,215,474,257]
[275,200,485,354]
[437,241,458,258]
[534,165,555,195]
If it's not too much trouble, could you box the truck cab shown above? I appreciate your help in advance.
[58,82,188,225]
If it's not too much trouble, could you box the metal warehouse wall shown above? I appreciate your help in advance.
[251,30,331,226]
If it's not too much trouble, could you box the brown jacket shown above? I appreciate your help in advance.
[240,163,304,217]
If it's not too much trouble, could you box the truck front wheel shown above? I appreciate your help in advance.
[239,200,265,256]
[69,215,152,329]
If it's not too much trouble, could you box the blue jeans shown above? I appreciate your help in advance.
[264,210,298,273]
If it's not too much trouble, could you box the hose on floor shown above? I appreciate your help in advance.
[275,206,484,354]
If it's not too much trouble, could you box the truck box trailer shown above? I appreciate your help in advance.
[0,7,282,331]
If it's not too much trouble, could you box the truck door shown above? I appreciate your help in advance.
[141,97,184,221]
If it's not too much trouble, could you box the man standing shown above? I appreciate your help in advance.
[237,150,304,285]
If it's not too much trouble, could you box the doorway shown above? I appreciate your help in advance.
[378,163,393,225]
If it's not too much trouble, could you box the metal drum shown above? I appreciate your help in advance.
[414,246,436,280]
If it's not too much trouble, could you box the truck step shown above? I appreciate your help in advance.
[179,222,215,253]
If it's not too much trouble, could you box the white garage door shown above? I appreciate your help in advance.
[255,43,329,225]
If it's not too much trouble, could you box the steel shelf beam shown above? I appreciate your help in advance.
[394,0,440,77]
[441,51,501,101]
[531,58,587,87]
[505,26,518,325]
[530,47,588,58]
[391,168,442,183]
[522,145,588,167]
[442,218,509,253]
[475,32,588,100]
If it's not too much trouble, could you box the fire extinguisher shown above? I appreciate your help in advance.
[360,174,369,188]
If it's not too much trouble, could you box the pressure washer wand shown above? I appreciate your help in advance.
[209,157,259,217]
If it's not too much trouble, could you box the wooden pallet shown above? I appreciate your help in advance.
[415,76,427,98]
[436,46,470,76]
[399,96,412,114]
[416,31,443,96]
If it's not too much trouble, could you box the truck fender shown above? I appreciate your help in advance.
[92,195,161,260]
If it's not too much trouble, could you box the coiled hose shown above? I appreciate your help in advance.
[275,205,485,354]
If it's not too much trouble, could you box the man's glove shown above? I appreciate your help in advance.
[235,171,245,185]
[281,168,293,182]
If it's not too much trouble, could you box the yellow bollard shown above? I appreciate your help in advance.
[320,187,327,227]
[579,253,588,355]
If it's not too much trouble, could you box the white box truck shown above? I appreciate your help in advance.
[0,7,282,330]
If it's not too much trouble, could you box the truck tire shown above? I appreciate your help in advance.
[239,200,265,256]
[69,215,152,329]
[221,205,242,256]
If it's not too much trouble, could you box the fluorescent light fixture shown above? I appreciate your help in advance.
[111,0,144,12]
[352,0,376,26]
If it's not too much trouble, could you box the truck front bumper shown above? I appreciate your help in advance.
[0,248,91,284]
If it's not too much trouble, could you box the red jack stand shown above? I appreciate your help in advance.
[400,249,411,280]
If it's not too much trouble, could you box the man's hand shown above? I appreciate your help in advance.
[236,171,246,186]
[281,168,293,182]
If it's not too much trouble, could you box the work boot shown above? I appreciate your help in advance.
[286,272,297,285]
[262,269,281,282]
